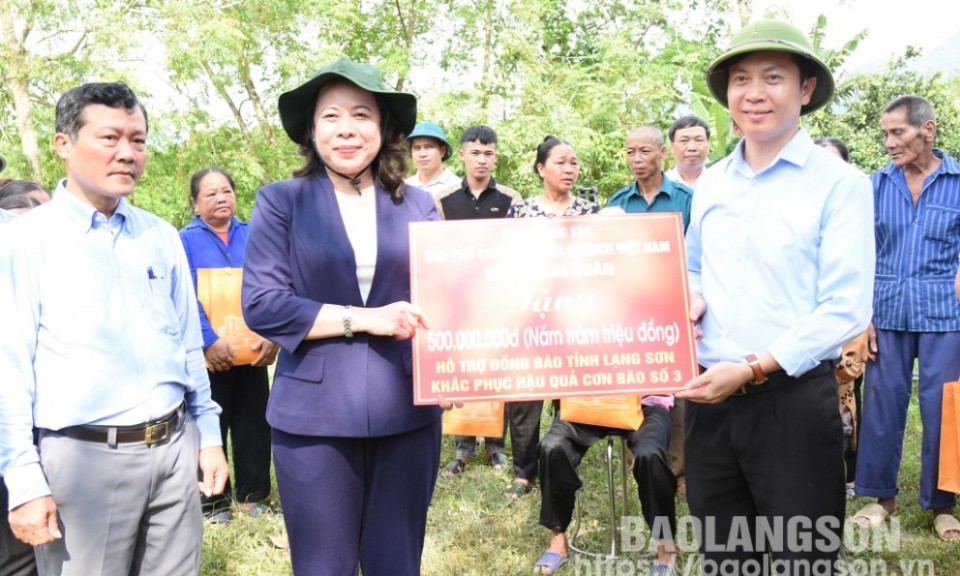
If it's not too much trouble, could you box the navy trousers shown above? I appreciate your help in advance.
[856,329,960,509]
[273,418,442,576]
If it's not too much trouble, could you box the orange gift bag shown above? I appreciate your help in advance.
[939,380,960,493]
[442,401,506,438]
[196,268,262,366]
[560,395,644,430]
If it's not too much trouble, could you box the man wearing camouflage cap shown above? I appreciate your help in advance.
[676,20,874,575]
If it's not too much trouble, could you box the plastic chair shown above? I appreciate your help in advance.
[568,436,632,559]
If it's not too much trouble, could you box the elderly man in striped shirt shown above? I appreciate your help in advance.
[854,94,960,541]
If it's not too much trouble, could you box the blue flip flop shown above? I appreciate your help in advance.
[533,551,567,574]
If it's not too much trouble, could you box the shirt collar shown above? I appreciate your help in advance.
[629,171,675,199]
[54,179,130,234]
[458,176,498,195]
[186,214,238,233]
[879,148,960,177]
[728,128,813,177]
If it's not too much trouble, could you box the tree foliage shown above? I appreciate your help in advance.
[806,48,960,172]
[0,0,957,224]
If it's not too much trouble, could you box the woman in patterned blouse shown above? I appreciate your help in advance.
[508,136,600,219]
[500,136,600,501]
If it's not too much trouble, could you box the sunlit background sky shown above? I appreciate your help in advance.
[754,0,958,74]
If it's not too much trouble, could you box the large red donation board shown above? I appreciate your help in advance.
[410,213,697,405]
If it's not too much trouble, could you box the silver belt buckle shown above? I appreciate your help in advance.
[144,421,170,445]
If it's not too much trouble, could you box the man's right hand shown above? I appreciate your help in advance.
[204,338,234,372]
[866,321,878,362]
[690,292,707,340]
[9,495,61,546]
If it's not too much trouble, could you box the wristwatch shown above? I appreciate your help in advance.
[746,353,767,385]
[343,305,354,339]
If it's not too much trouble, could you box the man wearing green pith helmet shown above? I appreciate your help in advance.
[405,121,460,196]
[676,20,874,575]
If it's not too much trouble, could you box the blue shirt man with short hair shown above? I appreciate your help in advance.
[0,83,227,576]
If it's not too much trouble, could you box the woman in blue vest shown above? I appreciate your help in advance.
[179,167,277,524]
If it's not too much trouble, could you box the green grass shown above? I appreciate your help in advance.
[201,393,959,575]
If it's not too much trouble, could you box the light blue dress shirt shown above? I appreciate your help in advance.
[872,149,960,332]
[0,184,221,509]
[0,208,13,223]
[686,129,875,377]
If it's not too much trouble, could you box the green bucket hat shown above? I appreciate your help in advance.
[407,121,452,161]
[706,19,835,116]
[278,57,418,145]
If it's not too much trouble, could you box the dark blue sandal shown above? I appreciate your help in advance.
[533,550,567,574]
[441,458,466,478]
[489,452,509,471]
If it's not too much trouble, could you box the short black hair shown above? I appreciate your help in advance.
[461,125,498,146]
[55,82,148,139]
[0,194,40,211]
[813,137,850,163]
[0,179,49,201]
[189,167,236,202]
[668,115,711,142]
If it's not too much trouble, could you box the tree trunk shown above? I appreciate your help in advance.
[239,61,276,145]
[200,60,257,151]
[480,1,495,115]
[392,0,417,91]
[0,0,43,182]
[737,0,751,28]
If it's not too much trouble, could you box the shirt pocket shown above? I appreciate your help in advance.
[921,278,960,321]
[922,204,960,245]
[147,275,181,336]
[282,349,326,384]
[873,274,900,320]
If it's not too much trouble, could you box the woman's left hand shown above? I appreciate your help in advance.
[251,339,280,367]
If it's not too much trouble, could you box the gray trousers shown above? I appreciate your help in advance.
[34,416,203,576]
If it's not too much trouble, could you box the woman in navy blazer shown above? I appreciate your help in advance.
[242,57,442,576]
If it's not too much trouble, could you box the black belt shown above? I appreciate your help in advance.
[56,403,186,446]
[729,360,835,397]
